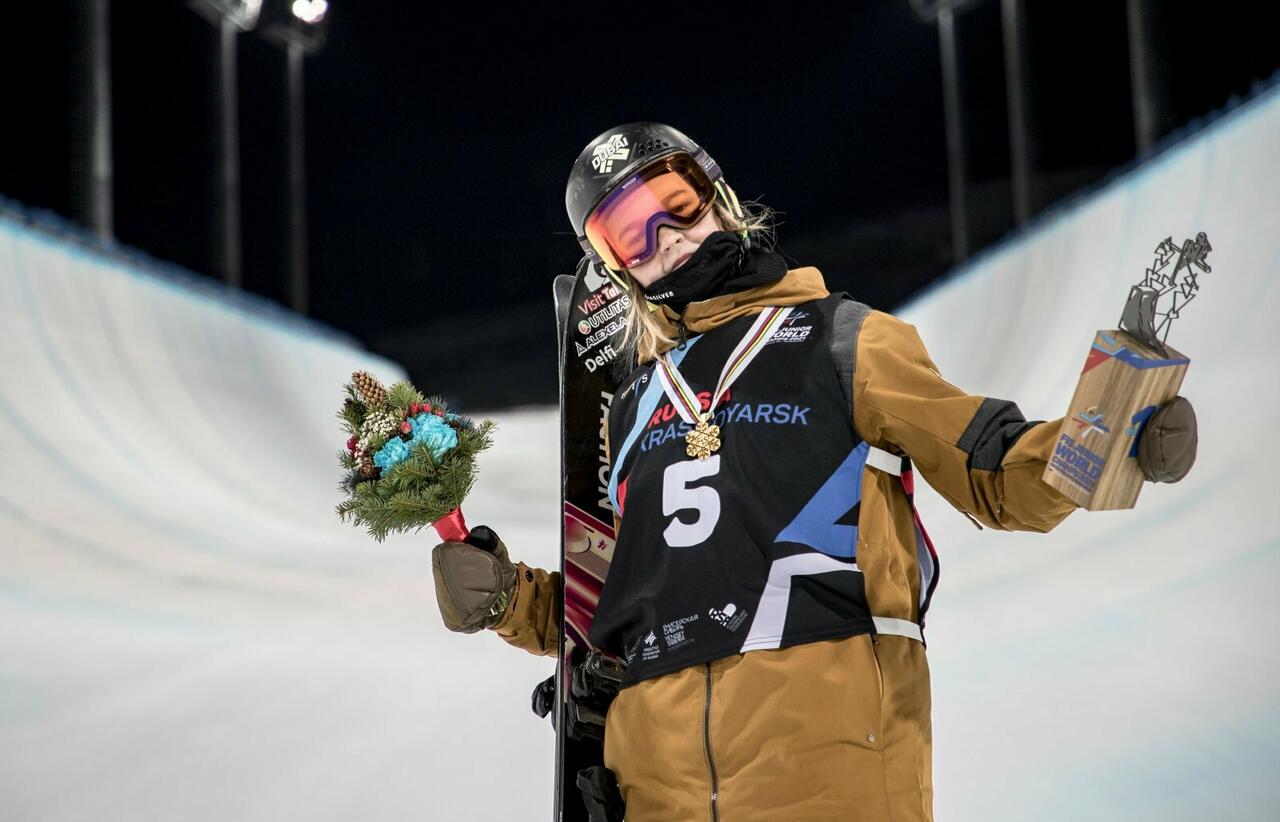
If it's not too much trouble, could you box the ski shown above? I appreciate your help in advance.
[542,259,631,820]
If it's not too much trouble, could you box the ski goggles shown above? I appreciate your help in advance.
[582,153,718,271]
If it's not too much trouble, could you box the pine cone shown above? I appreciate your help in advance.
[358,452,376,477]
[352,371,388,407]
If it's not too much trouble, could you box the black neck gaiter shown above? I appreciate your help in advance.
[639,231,787,315]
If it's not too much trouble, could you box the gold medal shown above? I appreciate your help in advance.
[656,306,792,462]
[685,415,722,460]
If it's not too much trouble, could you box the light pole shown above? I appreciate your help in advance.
[936,5,968,262]
[187,1,263,288]
[72,0,113,241]
[258,0,331,317]
[1126,0,1168,158]
[286,39,307,315]
[1001,0,1033,226]
[911,0,981,265]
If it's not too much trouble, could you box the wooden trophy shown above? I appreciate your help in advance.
[1043,233,1212,510]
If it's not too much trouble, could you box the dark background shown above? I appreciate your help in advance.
[4,1,1278,406]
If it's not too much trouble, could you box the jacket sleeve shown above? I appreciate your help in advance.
[852,309,1079,533]
[489,562,561,657]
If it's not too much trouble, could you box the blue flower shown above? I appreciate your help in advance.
[373,437,412,472]
[410,413,458,461]
[372,414,459,473]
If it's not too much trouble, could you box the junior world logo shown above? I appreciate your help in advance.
[1071,406,1111,439]
[767,309,814,345]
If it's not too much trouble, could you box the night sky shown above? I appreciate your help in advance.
[4,2,1278,402]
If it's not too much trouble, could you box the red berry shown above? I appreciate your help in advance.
[400,422,412,433]
[409,403,419,414]
[346,436,358,452]
[434,408,445,416]
[423,403,432,412]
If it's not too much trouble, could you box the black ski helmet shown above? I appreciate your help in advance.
[565,122,749,274]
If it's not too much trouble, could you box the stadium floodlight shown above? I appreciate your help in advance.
[257,0,330,54]
[186,0,262,31]
[291,0,328,25]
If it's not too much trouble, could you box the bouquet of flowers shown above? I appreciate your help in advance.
[335,370,494,542]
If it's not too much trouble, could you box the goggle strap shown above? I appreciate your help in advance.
[691,148,722,184]
[714,180,753,251]
[714,179,746,221]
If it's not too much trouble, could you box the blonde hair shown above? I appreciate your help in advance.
[620,195,776,364]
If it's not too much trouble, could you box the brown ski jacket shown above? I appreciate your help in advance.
[490,267,1078,821]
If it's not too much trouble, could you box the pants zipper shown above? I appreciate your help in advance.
[869,632,884,702]
[703,662,720,822]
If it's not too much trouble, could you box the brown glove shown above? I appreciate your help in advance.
[1137,396,1198,483]
[431,525,518,634]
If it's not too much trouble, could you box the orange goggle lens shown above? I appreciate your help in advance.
[583,155,716,271]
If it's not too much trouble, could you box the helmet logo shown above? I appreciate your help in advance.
[591,134,630,175]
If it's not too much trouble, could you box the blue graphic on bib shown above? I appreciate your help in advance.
[774,442,869,559]
[608,338,701,511]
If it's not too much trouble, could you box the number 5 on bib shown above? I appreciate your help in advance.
[662,456,721,547]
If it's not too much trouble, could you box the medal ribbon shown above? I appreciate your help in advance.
[655,306,793,426]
